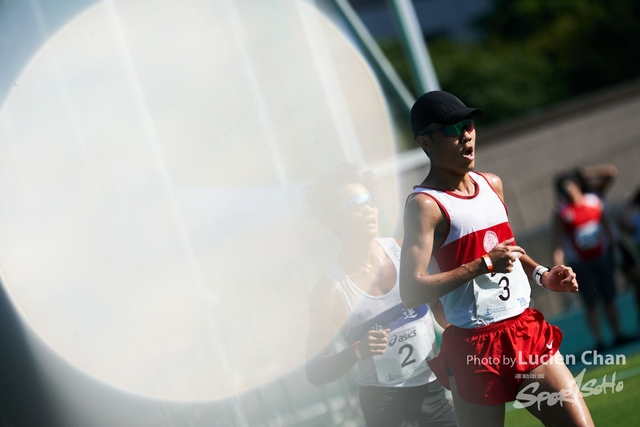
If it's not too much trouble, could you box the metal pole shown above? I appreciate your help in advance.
[330,0,416,113]
[387,0,440,93]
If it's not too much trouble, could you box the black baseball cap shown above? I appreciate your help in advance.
[410,91,483,137]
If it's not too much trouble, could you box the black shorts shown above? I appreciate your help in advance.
[619,241,639,274]
[359,380,457,427]
[571,250,617,306]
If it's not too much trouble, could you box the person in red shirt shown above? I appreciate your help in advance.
[553,171,632,351]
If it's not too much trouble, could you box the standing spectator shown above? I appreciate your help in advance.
[619,187,640,315]
[577,166,640,314]
[620,187,640,252]
[553,171,634,350]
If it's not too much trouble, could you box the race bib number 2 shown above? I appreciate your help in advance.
[372,319,434,385]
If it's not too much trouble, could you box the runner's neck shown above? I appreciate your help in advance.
[421,170,475,196]
[337,239,395,296]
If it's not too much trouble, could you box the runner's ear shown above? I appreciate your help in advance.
[416,134,434,155]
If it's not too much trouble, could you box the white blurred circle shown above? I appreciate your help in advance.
[0,0,397,399]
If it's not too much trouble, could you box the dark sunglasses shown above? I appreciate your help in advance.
[328,193,377,219]
[419,119,474,137]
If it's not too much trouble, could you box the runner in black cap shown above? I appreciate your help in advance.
[400,91,594,427]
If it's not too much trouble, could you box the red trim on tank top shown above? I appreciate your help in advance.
[413,177,479,200]
[408,191,451,251]
[474,171,509,216]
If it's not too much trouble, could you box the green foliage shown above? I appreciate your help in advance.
[479,0,640,94]
[428,39,568,124]
[379,38,417,96]
[380,0,640,125]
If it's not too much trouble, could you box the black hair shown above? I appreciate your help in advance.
[632,187,640,206]
[573,168,590,193]
[304,162,377,224]
[554,171,580,200]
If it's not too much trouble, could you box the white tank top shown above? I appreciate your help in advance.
[324,238,437,387]
[412,172,531,328]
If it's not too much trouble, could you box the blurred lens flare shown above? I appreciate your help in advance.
[0,0,397,403]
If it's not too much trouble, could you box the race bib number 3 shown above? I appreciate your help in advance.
[372,319,434,385]
[474,259,530,321]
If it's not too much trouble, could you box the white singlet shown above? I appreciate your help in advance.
[324,238,437,387]
[412,172,531,328]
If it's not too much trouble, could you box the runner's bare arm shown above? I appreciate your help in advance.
[427,299,449,329]
[483,172,578,294]
[304,278,389,385]
[305,279,357,385]
[521,253,579,293]
[552,215,565,266]
[399,193,525,307]
[578,164,617,196]
[480,172,504,201]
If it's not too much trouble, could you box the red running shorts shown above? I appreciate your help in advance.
[427,307,563,405]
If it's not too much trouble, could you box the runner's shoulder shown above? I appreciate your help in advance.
[476,171,502,189]
[309,275,343,312]
[308,275,347,327]
[405,192,445,222]
[309,275,339,302]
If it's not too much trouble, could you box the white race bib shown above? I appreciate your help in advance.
[474,259,530,322]
[372,318,434,385]
[574,222,601,249]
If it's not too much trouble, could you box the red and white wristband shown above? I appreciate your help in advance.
[532,265,550,289]
[353,341,365,361]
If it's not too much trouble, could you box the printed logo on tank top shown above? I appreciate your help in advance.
[387,244,400,261]
[483,230,499,252]
[402,308,418,319]
[355,309,374,322]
